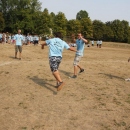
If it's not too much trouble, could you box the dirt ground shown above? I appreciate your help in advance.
[0,42,130,130]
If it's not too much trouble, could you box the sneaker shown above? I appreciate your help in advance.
[79,69,84,73]
[57,82,65,91]
[55,82,59,88]
[71,75,77,78]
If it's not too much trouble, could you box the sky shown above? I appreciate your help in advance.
[39,0,130,25]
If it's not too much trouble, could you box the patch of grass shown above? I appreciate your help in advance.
[18,102,28,109]
[113,120,126,127]
[3,107,9,110]
[32,125,45,130]
[21,127,27,130]
[101,124,111,130]
[126,94,130,104]
[113,97,122,105]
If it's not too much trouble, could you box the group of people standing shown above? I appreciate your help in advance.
[0,32,40,45]
[91,40,102,48]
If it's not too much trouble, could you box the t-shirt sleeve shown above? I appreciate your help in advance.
[21,36,24,40]
[45,39,50,45]
[64,41,70,49]
[13,35,16,40]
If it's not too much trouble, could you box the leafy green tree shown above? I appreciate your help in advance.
[53,12,67,36]
[0,12,5,31]
[66,19,82,36]
[110,20,123,42]
[76,10,89,20]
[128,27,130,44]
[32,8,51,35]
[121,20,129,42]
[80,18,93,38]
[0,0,41,33]
[50,12,55,33]
[103,21,114,41]
[93,20,105,40]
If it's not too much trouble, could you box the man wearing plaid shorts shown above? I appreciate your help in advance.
[41,32,77,91]
[71,33,88,78]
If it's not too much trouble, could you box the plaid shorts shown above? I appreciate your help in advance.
[49,56,62,72]
[73,55,82,66]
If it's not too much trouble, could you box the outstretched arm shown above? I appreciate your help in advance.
[68,47,77,52]
[41,41,47,49]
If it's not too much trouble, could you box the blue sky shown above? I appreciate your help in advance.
[39,0,130,24]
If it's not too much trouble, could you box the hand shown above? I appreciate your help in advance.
[41,44,44,49]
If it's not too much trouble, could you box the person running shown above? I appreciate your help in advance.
[13,29,23,60]
[41,32,77,91]
[71,33,88,78]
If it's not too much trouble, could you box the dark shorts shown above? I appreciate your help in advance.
[34,40,38,44]
[49,56,62,72]
[15,45,22,53]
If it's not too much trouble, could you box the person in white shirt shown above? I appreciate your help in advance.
[13,30,23,60]
[99,40,102,48]
[97,40,99,48]
[91,40,94,46]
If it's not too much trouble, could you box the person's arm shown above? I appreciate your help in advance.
[68,47,77,52]
[81,37,88,44]
[41,41,47,49]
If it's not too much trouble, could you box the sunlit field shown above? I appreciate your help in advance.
[0,42,130,130]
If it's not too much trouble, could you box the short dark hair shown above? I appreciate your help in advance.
[54,32,63,39]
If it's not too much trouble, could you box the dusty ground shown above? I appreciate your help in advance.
[0,42,130,130]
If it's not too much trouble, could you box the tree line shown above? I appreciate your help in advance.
[0,0,130,43]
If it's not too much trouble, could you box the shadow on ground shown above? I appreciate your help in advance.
[99,73,124,80]
[59,69,72,77]
[29,76,57,95]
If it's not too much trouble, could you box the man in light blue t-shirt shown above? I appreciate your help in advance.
[14,29,23,60]
[41,32,77,91]
[71,33,88,78]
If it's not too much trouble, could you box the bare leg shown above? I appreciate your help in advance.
[53,70,64,91]
[15,52,17,58]
[77,64,82,70]
[74,65,78,75]
[52,70,62,82]
[19,52,21,59]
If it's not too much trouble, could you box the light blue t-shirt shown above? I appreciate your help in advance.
[46,38,70,57]
[0,34,2,39]
[14,34,23,45]
[76,39,85,56]
[34,36,39,41]
[99,40,102,44]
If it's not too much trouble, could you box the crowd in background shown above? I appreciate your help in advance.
[0,32,41,45]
